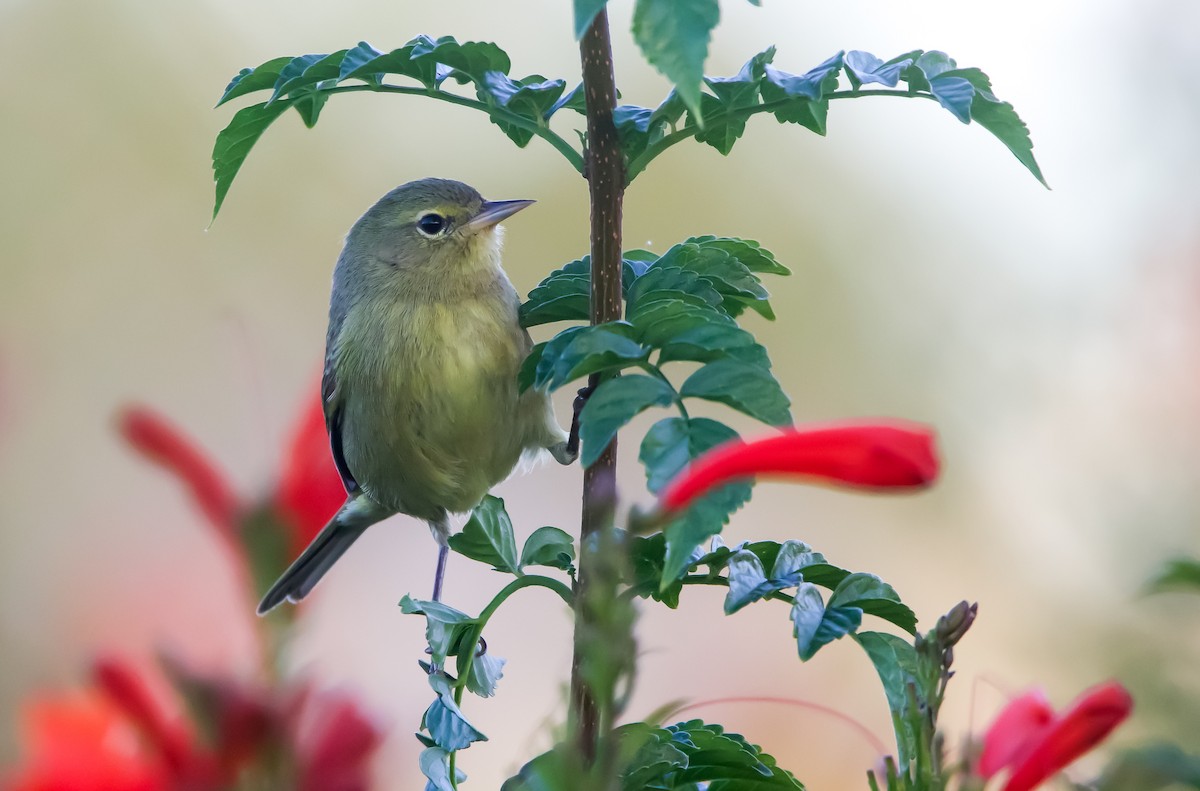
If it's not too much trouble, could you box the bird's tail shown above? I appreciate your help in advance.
[257,497,385,615]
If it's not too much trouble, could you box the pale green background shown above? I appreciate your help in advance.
[2,0,1199,787]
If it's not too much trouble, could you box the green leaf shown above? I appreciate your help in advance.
[661,482,753,585]
[723,549,796,615]
[631,0,720,121]
[518,342,546,393]
[613,104,656,163]
[400,596,477,666]
[217,56,294,106]
[828,573,917,634]
[685,48,772,155]
[575,0,610,38]
[655,243,770,309]
[466,651,507,698]
[1145,556,1200,595]
[521,268,591,327]
[337,41,385,82]
[211,100,293,219]
[685,235,791,276]
[659,720,804,788]
[341,36,450,88]
[958,72,1047,186]
[520,526,576,572]
[629,533,685,608]
[423,674,487,751]
[843,50,915,90]
[416,35,512,84]
[854,631,921,765]
[534,324,649,391]
[448,495,520,574]
[759,52,843,135]
[480,73,567,146]
[579,375,677,468]
[680,359,792,426]
[639,416,739,493]
[791,583,862,661]
[419,747,463,791]
[268,51,348,103]
[625,266,725,319]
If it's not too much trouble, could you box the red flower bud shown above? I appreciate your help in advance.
[274,389,346,553]
[657,421,939,515]
[117,406,239,538]
[92,658,195,775]
[978,681,1133,791]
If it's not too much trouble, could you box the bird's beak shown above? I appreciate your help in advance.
[467,199,535,232]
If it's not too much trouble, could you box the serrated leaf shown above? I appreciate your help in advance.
[575,0,610,38]
[690,48,773,155]
[217,56,293,106]
[268,51,347,104]
[791,583,862,661]
[639,416,739,493]
[724,550,779,614]
[656,243,769,301]
[680,359,792,426]
[626,266,725,319]
[758,52,843,135]
[520,526,577,572]
[828,573,917,634]
[632,0,720,121]
[448,495,519,574]
[535,324,648,391]
[662,720,803,788]
[661,482,753,585]
[579,374,677,468]
[969,89,1047,186]
[521,269,591,327]
[480,73,567,146]
[211,100,292,219]
[685,235,791,276]
[415,35,512,84]
[343,36,451,88]
[400,596,477,666]
[843,50,914,89]
[466,651,506,698]
[613,104,655,162]
[338,41,385,82]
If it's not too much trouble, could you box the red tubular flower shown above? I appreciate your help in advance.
[978,681,1133,791]
[294,690,382,791]
[4,693,168,791]
[92,658,195,776]
[117,407,239,538]
[657,421,939,515]
[274,391,346,552]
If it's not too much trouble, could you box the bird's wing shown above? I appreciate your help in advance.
[322,351,359,494]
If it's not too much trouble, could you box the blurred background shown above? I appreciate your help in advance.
[2,0,1199,787]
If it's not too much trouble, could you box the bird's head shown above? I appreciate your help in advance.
[346,178,533,273]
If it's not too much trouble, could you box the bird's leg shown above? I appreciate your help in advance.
[428,514,452,603]
[431,544,449,602]
[557,379,596,463]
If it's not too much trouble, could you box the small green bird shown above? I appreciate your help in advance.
[258,178,576,615]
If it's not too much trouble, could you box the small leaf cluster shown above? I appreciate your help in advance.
[521,235,791,577]
[401,496,578,790]
[502,718,803,790]
[631,535,917,662]
[611,47,1045,184]
[212,35,1045,218]
[212,36,586,218]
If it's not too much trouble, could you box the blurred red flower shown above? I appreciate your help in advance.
[274,395,347,553]
[656,421,939,515]
[116,384,344,585]
[977,681,1133,791]
[4,655,382,791]
[4,692,168,791]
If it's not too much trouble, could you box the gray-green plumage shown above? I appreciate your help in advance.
[258,179,574,615]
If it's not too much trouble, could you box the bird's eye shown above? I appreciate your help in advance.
[416,213,448,237]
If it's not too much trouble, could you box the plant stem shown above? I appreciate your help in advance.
[570,8,628,787]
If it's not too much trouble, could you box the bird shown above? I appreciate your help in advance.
[258,178,577,615]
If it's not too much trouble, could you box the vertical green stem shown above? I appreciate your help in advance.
[569,7,628,788]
